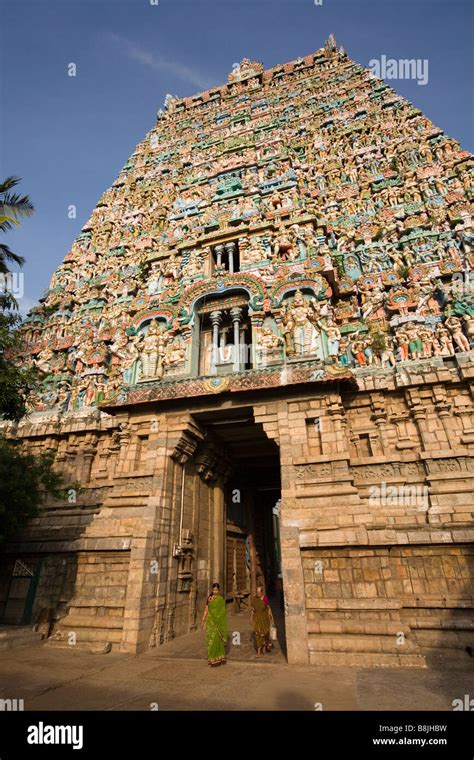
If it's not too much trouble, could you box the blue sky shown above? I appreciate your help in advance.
[1,0,473,313]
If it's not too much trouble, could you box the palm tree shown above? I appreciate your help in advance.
[0,176,34,273]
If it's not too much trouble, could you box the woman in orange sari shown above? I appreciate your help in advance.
[251,585,275,656]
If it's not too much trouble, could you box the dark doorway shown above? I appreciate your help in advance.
[194,406,286,660]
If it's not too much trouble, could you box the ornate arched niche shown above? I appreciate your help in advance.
[190,288,254,376]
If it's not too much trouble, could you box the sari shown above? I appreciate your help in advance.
[251,594,273,650]
[206,594,227,666]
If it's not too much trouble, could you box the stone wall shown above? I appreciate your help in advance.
[303,545,473,666]
[256,353,474,664]
[1,354,473,664]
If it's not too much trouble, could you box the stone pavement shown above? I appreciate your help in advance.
[0,608,472,711]
[148,605,288,664]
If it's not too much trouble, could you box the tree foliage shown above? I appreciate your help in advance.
[0,177,75,547]
[0,439,77,545]
[0,291,39,421]
[0,176,34,272]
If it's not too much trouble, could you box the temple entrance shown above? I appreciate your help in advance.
[194,407,287,661]
[225,478,281,608]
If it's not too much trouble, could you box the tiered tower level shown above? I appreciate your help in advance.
[22,38,474,406]
[2,38,474,664]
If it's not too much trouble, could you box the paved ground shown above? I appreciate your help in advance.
[0,608,472,711]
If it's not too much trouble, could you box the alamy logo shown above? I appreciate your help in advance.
[452,694,474,711]
[27,722,84,750]
[369,55,429,86]
[0,698,24,711]
[369,482,429,510]
[0,272,24,299]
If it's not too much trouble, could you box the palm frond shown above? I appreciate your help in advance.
[0,177,32,275]
[0,215,20,233]
[0,243,25,271]
[0,193,34,220]
[0,176,21,193]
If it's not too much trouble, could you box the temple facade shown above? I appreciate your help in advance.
[1,37,473,666]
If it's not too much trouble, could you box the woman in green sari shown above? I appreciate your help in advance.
[251,585,275,656]
[201,583,227,667]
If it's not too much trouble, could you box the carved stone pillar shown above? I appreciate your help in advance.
[432,384,453,446]
[210,310,222,374]
[82,443,97,483]
[214,244,224,268]
[225,241,236,273]
[230,306,242,371]
[370,392,390,454]
[219,325,230,364]
[116,421,133,473]
[405,388,445,452]
[326,395,348,454]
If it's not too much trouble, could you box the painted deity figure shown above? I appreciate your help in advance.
[360,285,385,321]
[349,334,368,367]
[338,336,350,366]
[435,324,455,356]
[405,324,423,360]
[109,329,130,368]
[164,336,187,369]
[183,251,203,278]
[258,325,284,365]
[34,345,54,374]
[161,252,180,284]
[259,325,283,351]
[148,265,163,295]
[273,225,298,261]
[463,314,474,347]
[445,315,470,352]
[394,328,410,361]
[418,326,435,358]
[139,320,168,380]
[378,336,396,367]
[245,237,268,264]
[319,318,341,362]
[281,290,323,358]
[300,225,319,257]
[110,331,141,384]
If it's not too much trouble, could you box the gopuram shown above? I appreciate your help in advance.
[1,36,473,666]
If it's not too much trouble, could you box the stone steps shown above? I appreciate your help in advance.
[308,632,427,667]
[309,632,421,653]
[0,627,43,651]
[309,652,426,667]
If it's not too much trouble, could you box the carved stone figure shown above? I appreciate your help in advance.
[164,336,187,368]
[281,290,323,357]
[463,314,474,347]
[139,320,168,380]
[394,328,410,361]
[445,315,470,352]
[319,318,341,361]
[273,225,298,261]
[183,251,203,278]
